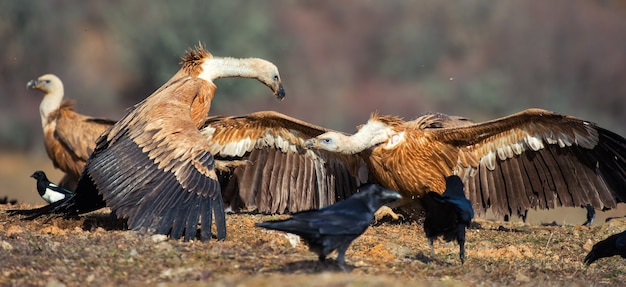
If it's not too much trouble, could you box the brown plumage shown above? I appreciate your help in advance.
[200,111,367,214]
[27,74,116,190]
[305,108,626,220]
[17,45,286,242]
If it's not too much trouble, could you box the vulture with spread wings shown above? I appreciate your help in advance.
[27,74,116,190]
[306,108,626,221]
[12,46,289,241]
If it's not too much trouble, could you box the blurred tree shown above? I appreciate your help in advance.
[0,0,624,152]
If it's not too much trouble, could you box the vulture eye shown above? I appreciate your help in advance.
[273,75,279,81]
[321,138,332,144]
[44,80,51,84]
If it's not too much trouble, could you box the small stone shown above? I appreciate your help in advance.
[151,234,168,243]
[46,278,67,287]
[1,240,13,251]
[583,239,594,252]
[86,274,95,283]
[155,242,173,251]
[515,272,530,282]
[284,233,300,248]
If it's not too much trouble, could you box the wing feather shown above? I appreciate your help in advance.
[44,101,114,182]
[426,108,625,218]
[77,77,224,242]
[202,111,367,214]
[54,105,115,160]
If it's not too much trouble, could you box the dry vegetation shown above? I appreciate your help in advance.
[1,203,625,287]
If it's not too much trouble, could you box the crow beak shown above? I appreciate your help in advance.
[380,188,402,201]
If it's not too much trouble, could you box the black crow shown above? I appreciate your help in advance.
[255,184,401,270]
[420,175,474,264]
[584,230,626,265]
[30,171,74,204]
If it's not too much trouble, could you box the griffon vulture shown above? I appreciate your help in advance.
[305,108,626,221]
[13,45,286,242]
[27,74,116,190]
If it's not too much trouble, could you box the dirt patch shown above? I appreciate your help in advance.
[1,203,625,287]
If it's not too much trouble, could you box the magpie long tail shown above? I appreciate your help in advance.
[7,194,78,220]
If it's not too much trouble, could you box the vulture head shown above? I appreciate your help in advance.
[305,117,397,154]
[27,74,63,95]
[247,58,285,100]
[27,74,65,127]
[305,132,347,153]
[199,57,286,100]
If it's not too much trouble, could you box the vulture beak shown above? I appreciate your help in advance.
[275,83,286,101]
[26,79,38,89]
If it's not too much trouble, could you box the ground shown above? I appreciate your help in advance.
[1,203,625,287]
[1,153,625,286]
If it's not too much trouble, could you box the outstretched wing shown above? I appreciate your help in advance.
[79,77,225,242]
[432,108,626,218]
[201,111,368,214]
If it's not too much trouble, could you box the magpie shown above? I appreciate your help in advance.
[256,184,402,271]
[31,170,74,204]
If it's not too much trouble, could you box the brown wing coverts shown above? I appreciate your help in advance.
[77,74,225,241]
[203,111,365,214]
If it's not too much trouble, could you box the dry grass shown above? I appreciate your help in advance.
[1,203,625,287]
[1,153,625,286]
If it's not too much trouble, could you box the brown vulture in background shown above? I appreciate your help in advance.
[27,74,116,190]
[12,45,286,242]
[305,108,626,221]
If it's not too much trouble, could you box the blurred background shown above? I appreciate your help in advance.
[1,0,625,222]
